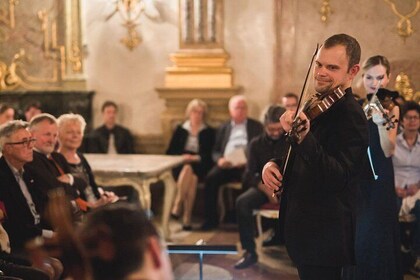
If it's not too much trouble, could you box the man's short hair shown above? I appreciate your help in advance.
[79,203,160,280]
[101,101,118,112]
[24,101,42,112]
[283,92,298,101]
[0,103,13,115]
[0,120,29,151]
[228,95,247,110]
[401,101,420,118]
[29,113,57,130]
[264,105,286,124]
[323,33,361,70]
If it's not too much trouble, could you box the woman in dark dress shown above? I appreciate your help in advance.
[346,55,402,279]
[58,114,138,210]
[166,99,215,230]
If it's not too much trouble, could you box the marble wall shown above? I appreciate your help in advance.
[81,0,420,136]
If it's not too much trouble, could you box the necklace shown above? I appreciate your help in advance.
[384,0,420,39]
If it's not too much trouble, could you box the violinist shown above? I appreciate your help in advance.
[262,34,369,280]
[346,55,402,280]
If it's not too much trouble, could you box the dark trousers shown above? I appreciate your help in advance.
[204,166,244,225]
[397,197,420,257]
[296,264,342,280]
[236,187,268,253]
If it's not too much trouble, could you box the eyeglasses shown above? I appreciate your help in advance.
[5,138,37,148]
[404,115,419,121]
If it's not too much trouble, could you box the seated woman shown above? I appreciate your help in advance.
[166,99,215,230]
[56,113,138,210]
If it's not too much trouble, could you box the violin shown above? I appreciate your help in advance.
[363,90,398,130]
[287,87,346,143]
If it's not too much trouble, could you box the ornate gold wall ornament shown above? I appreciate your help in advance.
[319,0,332,23]
[0,0,18,41]
[395,72,420,103]
[106,0,160,51]
[384,0,420,40]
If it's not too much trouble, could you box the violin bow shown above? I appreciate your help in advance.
[272,44,319,197]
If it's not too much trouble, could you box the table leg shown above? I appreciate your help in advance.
[160,171,177,239]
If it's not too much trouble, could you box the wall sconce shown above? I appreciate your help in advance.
[106,0,159,51]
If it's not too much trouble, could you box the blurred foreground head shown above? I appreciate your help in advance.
[79,203,173,280]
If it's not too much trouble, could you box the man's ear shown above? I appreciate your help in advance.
[148,236,163,269]
[349,64,360,78]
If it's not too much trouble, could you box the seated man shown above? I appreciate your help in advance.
[24,114,84,201]
[234,105,288,269]
[0,104,15,126]
[201,95,263,230]
[24,101,42,122]
[0,120,53,253]
[393,101,420,274]
[85,101,135,154]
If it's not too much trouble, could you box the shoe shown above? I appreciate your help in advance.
[234,251,258,269]
[262,234,281,247]
[199,221,218,231]
[182,225,192,231]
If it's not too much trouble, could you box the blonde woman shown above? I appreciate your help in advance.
[166,99,215,230]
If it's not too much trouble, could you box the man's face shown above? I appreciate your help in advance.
[2,128,34,165]
[281,97,298,111]
[102,106,117,127]
[229,99,248,123]
[265,122,284,140]
[402,110,420,132]
[0,108,15,125]
[25,107,42,122]
[313,45,359,93]
[31,120,58,155]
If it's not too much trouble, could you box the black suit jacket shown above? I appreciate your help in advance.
[85,124,135,154]
[166,125,216,179]
[0,157,51,252]
[274,88,368,266]
[24,151,85,199]
[212,118,263,162]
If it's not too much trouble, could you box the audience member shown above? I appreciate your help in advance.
[24,102,42,122]
[234,105,287,269]
[86,101,135,154]
[280,92,298,111]
[0,120,53,252]
[24,114,85,212]
[201,95,263,230]
[0,105,14,125]
[166,99,215,230]
[393,101,420,275]
[57,113,139,207]
[79,203,174,280]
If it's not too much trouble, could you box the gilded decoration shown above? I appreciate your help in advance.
[319,0,332,23]
[0,0,85,91]
[384,0,420,40]
[105,0,160,51]
[394,72,420,103]
[0,0,18,41]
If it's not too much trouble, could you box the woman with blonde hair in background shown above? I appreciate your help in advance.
[344,55,402,279]
[166,99,215,230]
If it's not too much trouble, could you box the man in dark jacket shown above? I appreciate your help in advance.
[262,34,369,279]
[85,101,135,154]
[201,95,263,230]
[234,105,288,269]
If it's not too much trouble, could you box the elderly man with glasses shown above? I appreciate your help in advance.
[0,120,54,253]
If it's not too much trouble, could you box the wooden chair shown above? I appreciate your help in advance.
[217,182,242,223]
[253,202,280,242]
